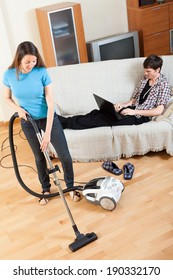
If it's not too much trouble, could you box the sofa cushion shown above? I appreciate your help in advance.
[63,126,114,162]
[112,120,173,159]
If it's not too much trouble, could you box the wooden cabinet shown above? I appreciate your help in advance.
[36,2,88,67]
[169,2,173,29]
[144,31,170,55]
[126,0,173,56]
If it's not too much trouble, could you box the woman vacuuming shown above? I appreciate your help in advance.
[2,41,81,205]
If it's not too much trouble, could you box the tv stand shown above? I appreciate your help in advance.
[126,0,173,56]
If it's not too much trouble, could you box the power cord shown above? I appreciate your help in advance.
[0,130,38,173]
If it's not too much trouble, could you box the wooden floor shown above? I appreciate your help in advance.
[0,121,173,260]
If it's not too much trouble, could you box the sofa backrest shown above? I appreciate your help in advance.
[48,56,173,116]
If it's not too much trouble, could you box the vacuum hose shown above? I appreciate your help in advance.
[9,113,79,199]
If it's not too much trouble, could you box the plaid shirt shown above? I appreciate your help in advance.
[132,74,172,117]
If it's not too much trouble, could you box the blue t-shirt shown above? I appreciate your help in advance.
[3,67,52,119]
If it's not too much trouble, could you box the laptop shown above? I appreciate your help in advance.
[93,93,126,120]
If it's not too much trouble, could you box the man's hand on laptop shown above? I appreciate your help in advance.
[114,102,135,115]
[114,103,123,112]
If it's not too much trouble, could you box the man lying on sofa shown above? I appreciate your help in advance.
[58,54,172,129]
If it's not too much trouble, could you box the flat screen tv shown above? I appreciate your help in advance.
[87,31,140,62]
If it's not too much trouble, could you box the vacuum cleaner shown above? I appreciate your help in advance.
[83,177,124,211]
[9,113,124,249]
[9,113,98,252]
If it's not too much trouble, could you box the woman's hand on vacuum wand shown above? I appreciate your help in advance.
[17,107,29,121]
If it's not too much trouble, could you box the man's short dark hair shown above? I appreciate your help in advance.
[143,54,163,71]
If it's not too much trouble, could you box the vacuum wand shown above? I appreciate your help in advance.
[26,114,98,251]
[36,130,77,229]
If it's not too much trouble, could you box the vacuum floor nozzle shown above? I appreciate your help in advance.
[69,232,98,252]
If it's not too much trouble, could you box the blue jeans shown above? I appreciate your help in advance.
[21,114,74,193]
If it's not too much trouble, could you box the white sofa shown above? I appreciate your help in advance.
[48,56,173,162]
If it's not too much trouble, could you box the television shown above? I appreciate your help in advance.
[87,31,140,62]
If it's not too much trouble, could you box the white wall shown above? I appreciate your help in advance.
[0,0,128,121]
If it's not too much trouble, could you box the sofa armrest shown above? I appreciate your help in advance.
[152,99,173,122]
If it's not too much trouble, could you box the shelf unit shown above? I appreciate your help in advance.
[36,2,88,67]
[126,0,173,56]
